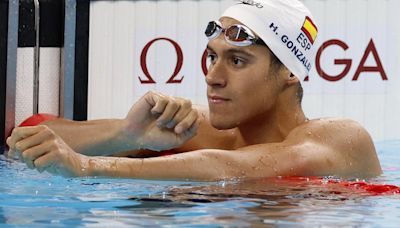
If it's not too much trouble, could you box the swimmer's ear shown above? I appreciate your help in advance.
[286,73,299,85]
[279,65,299,85]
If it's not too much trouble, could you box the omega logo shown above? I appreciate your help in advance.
[137,37,388,84]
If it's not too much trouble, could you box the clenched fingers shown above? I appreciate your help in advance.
[6,148,21,160]
[33,152,58,173]
[174,109,199,134]
[7,126,43,149]
[21,141,52,169]
[14,126,55,153]
[166,100,192,129]
[6,137,21,159]
[176,117,200,143]
[150,93,168,115]
[157,99,181,127]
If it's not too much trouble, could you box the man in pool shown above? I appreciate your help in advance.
[7,0,382,180]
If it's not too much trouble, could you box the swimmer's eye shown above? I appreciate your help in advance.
[207,53,217,64]
[231,57,246,68]
[206,53,217,70]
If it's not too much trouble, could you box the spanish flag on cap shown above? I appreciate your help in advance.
[301,16,318,44]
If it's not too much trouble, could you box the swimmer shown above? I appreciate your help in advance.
[6,0,381,180]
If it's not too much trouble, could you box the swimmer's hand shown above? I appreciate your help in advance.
[122,91,200,151]
[6,125,88,177]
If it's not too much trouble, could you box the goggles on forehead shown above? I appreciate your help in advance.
[205,20,266,47]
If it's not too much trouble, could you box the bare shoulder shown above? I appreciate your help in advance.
[288,118,373,147]
[290,118,367,138]
[285,118,382,177]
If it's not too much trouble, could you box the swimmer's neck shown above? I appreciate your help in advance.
[237,99,306,146]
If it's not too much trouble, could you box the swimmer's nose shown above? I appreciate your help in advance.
[205,62,227,87]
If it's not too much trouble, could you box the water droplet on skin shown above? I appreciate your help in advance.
[226,162,231,166]
[307,131,312,135]
[110,160,118,170]
[273,168,278,175]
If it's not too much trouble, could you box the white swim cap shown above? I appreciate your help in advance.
[222,0,318,79]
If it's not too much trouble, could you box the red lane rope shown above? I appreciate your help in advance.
[274,176,400,195]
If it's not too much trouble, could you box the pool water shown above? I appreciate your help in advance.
[1,141,399,227]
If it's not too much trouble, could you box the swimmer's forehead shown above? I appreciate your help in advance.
[218,17,243,27]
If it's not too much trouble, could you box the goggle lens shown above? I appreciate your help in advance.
[205,22,216,37]
[205,21,264,46]
[226,26,248,42]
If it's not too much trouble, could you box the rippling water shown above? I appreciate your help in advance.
[0,140,399,227]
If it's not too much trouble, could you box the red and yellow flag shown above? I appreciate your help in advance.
[301,16,318,44]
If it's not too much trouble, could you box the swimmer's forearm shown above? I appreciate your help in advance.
[42,119,140,156]
[82,150,241,180]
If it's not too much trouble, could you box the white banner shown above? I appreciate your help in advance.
[87,0,400,141]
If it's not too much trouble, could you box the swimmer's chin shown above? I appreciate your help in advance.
[209,118,237,130]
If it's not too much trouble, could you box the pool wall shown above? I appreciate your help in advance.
[0,0,8,149]
[1,0,65,149]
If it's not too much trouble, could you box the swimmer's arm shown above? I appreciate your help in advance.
[42,118,136,156]
[81,143,322,180]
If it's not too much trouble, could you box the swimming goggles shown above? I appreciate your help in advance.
[205,20,266,47]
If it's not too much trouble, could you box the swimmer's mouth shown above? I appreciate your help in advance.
[208,95,230,103]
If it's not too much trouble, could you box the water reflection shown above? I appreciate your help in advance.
[118,177,383,226]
